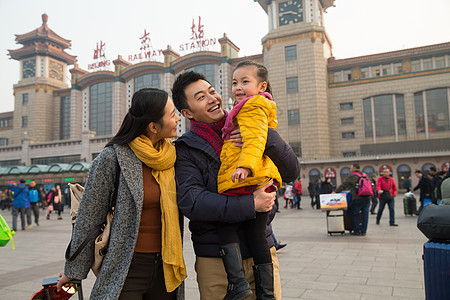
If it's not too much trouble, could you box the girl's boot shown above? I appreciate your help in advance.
[252,263,275,299]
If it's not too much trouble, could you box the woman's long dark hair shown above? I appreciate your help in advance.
[105,88,168,147]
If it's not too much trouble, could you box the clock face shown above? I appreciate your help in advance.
[278,0,303,26]
[49,60,64,81]
[23,59,36,79]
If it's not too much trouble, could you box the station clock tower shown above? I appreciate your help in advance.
[256,0,335,159]
[8,14,76,145]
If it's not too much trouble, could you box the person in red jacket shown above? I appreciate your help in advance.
[293,178,302,209]
[375,168,398,226]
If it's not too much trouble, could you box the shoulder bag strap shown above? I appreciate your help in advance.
[66,151,121,261]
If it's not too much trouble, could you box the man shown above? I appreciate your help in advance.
[312,178,321,209]
[28,180,40,226]
[172,71,300,300]
[293,178,302,209]
[335,164,371,236]
[413,170,433,212]
[376,168,398,226]
[10,179,29,231]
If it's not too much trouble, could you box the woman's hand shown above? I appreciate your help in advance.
[56,273,74,292]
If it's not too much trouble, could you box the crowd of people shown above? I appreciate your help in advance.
[1,180,65,232]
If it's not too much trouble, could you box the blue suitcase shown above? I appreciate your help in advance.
[423,241,450,300]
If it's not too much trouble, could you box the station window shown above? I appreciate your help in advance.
[285,45,297,61]
[393,62,402,74]
[360,67,369,79]
[289,142,302,157]
[340,102,353,110]
[286,77,299,93]
[341,117,354,125]
[422,58,433,70]
[343,70,352,81]
[411,60,421,72]
[333,72,341,82]
[22,116,28,128]
[343,152,356,157]
[435,56,445,68]
[342,132,355,139]
[288,109,300,125]
[22,93,29,105]
[0,138,8,146]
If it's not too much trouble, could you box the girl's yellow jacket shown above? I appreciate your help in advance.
[218,94,282,193]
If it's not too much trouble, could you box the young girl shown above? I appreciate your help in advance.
[217,61,281,300]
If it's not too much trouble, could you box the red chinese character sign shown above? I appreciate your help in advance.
[324,168,336,178]
[442,162,450,172]
[88,40,111,70]
[179,16,218,53]
[128,29,164,63]
[379,164,393,175]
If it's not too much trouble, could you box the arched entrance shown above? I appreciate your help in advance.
[397,164,411,191]
[309,168,320,184]
[340,167,351,185]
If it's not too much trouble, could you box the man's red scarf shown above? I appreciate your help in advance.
[189,111,228,158]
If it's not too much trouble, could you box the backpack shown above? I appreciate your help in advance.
[354,172,374,197]
[0,214,15,249]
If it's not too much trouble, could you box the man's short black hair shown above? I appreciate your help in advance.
[430,166,437,172]
[171,71,209,112]
[20,179,26,183]
[352,163,360,169]
[415,170,422,174]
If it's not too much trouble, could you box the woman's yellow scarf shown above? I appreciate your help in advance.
[128,135,187,292]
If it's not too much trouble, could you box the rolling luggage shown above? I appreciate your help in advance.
[423,241,450,300]
[403,192,417,215]
[326,210,345,236]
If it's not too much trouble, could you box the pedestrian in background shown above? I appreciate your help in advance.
[28,180,40,226]
[403,175,412,192]
[1,188,9,210]
[10,179,29,231]
[312,178,321,209]
[376,168,398,226]
[293,178,302,209]
[335,164,371,236]
[413,170,433,213]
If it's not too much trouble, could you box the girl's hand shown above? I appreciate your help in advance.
[230,129,243,147]
[56,274,74,292]
[231,168,249,183]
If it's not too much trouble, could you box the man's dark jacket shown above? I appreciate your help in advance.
[174,129,300,258]
[335,170,370,200]
[414,176,433,200]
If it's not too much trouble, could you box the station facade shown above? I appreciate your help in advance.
[1,0,449,188]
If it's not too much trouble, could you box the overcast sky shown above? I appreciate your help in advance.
[1,0,449,113]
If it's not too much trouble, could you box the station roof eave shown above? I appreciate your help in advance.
[14,14,72,49]
[68,162,91,172]
[8,43,77,64]
[47,163,71,173]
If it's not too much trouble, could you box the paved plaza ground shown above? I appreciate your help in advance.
[0,197,427,299]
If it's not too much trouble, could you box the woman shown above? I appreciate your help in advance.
[57,88,186,299]
[320,178,334,195]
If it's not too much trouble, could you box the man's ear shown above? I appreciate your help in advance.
[181,108,193,120]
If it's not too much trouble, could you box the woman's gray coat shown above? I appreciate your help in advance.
[64,144,184,300]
